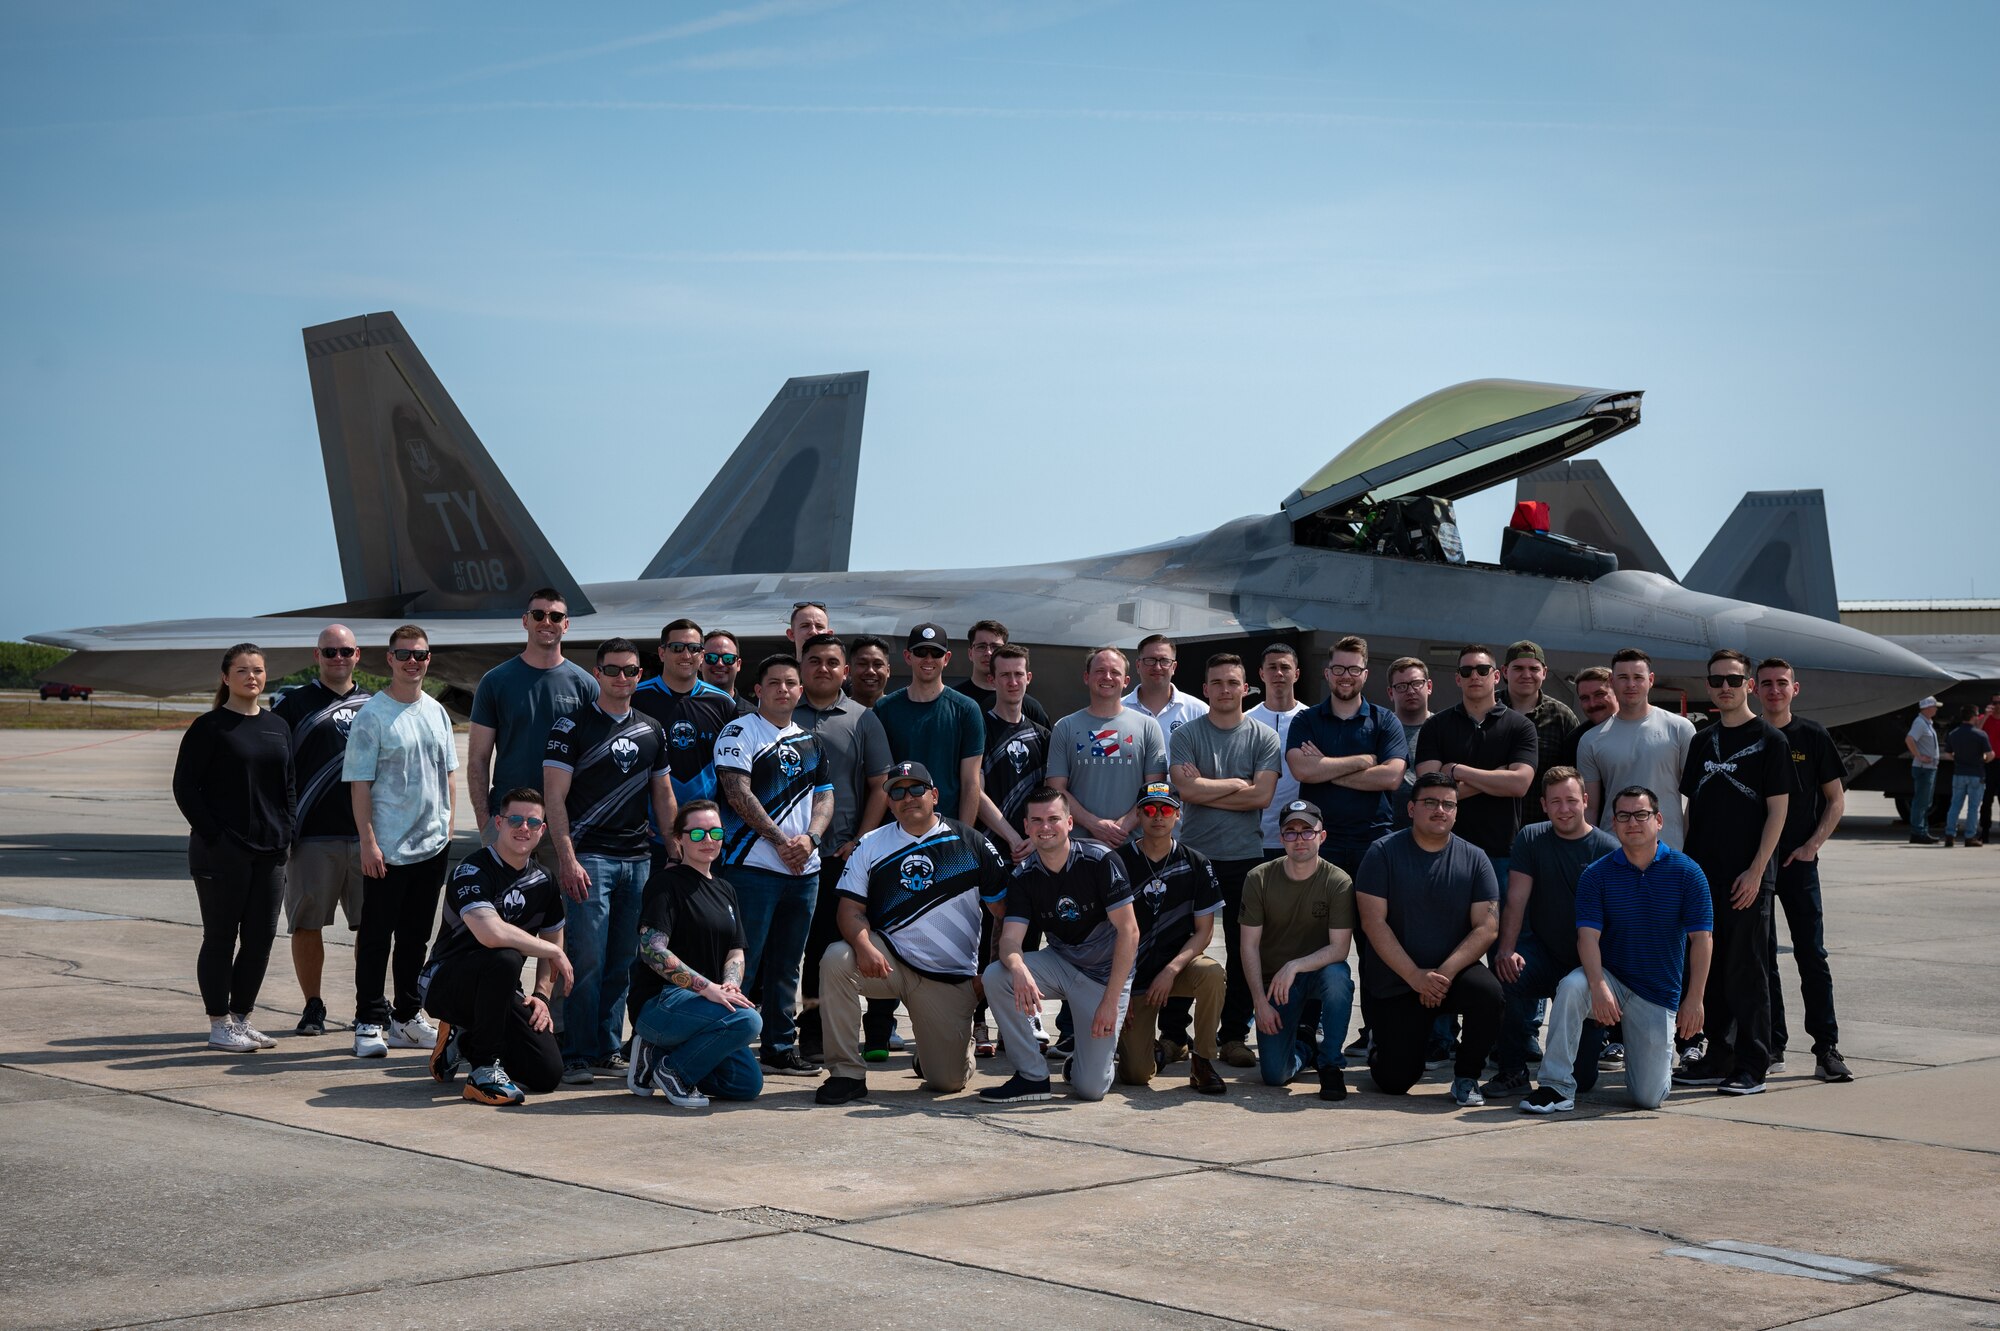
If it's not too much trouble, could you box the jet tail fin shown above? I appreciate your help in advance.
[302,312,593,616]
[641,372,868,579]
[1683,489,1840,621]
[1514,459,1676,578]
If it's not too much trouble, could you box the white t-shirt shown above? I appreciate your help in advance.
[1248,701,1309,849]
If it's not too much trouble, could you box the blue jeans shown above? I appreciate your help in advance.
[1948,774,1985,839]
[1541,967,1673,1109]
[1910,765,1937,837]
[1496,933,1601,1089]
[727,862,818,1055]
[634,985,764,1100]
[559,854,648,1064]
[1256,961,1354,1086]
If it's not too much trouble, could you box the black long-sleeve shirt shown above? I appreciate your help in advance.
[172,708,297,854]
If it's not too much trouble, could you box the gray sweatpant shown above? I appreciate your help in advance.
[982,950,1130,1101]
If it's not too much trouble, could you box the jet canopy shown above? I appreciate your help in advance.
[1282,379,1642,522]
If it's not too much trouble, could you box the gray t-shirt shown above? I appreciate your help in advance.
[1907,715,1938,768]
[1046,707,1167,821]
[1247,702,1308,849]
[1171,715,1281,862]
[795,695,892,846]
[1509,820,1619,973]
[342,692,458,865]
[469,657,598,813]
[1577,708,1696,852]
[1353,829,1498,999]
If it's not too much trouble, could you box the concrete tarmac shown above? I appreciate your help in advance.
[1,730,1996,1330]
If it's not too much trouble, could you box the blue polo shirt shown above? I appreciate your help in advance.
[1286,698,1409,852]
[1574,843,1714,1013]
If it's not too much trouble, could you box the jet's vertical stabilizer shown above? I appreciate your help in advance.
[302,313,593,616]
[1683,490,1840,622]
[1515,460,1676,578]
[641,372,868,579]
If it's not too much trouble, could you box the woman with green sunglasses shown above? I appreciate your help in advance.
[625,800,763,1107]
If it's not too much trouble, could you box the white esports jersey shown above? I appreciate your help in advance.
[713,712,830,876]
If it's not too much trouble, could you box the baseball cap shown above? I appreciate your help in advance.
[884,761,934,788]
[906,623,949,651]
[1504,640,1546,665]
[1918,696,1940,709]
[1138,781,1181,811]
[1278,800,1323,828]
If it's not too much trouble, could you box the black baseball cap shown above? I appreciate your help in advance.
[885,761,934,788]
[1278,800,1324,828]
[906,623,949,650]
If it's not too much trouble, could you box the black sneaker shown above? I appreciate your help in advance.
[1815,1048,1854,1083]
[978,1073,1054,1103]
[760,1047,823,1077]
[591,1050,629,1077]
[1480,1067,1531,1100]
[1343,1028,1372,1059]
[1673,1054,1730,1086]
[1717,1070,1766,1096]
[1317,1067,1347,1102]
[1061,1055,1075,1084]
[1518,1085,1574,1115]
[1052,1033,1076,1058]
[815,1075,869,1106]
[1423,1041,1456,1070]
[295,997,327,1037]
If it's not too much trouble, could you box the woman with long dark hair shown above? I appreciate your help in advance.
[172,643,296,1052]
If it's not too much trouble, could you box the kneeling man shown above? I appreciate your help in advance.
[1114,784,1227,1093]
[421,789,574,1106]
[1242,801,1357,1100]
[1522,786,1712,1113]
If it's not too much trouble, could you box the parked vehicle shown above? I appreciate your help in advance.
[38,682,93,701]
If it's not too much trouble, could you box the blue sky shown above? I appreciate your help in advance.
[3,1,1994,642]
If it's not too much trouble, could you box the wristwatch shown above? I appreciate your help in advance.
[808,832,822,848]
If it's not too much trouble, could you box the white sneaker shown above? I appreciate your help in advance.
[353,1023,389,1058]
[208,1016,258,1052]
[231,1015,276,1049]
[386,1014,439,1049]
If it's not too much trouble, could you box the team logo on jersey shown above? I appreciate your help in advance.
[610,735,640,773]
[776,743,802,778]
[719,723,743,739]
[452,861,482,881]
[403,435,442,485]
[1005,737,1030,770]
[501,888,527,916]
[1054,896,1083,922]
[1142,877,1167,903]
[670,720,697,750]
[552,716,577,734]
[899,853,935,896]
[1087,729,1122,757]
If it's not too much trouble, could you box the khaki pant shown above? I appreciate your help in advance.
[1117,954,1225,1086]
[820,941,976,1091]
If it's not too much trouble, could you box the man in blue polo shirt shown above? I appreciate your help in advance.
[1521,785,1713,1113]
[1285,635,1409,872]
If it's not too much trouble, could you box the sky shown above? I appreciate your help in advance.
[2,1,1995,643]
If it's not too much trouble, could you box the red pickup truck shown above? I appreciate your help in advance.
[39,682,93,701]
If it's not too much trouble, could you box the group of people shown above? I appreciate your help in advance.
[170,589,1863,1116]
[1904,695,2000,847]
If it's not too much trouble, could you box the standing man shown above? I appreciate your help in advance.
[1904,697,1940,845]
[1386,656,1435,826]
[1240,801,1358,1101]
[1981,696,2000,843]
[815,761,1008,1105]
[977,644,1050,861]
[632,619,740,865]
[1499,641,1578,796]
[1112,785,1228,1094]
[714,655,834,1076]
[980,788,1140,1103]
[1169,653,1281,1070]
[1287,636,1409,874]
[542,638,676,1084]
[1483,766,1618,1101]
[467,589,598,836]
[1355,773,1503,1106]
[274,623,370,1036]
[343,625,457,1060]
[1247,644,1309,859]
[701,629,747,703]
[954,620,1052,727]
[1943,705,1994,847]
[1558,667,1617,768]
[1124,634,1209,755]
[1672,649,1789,1096]
[1415,644,1539,878]
[845,636,894,709]
[1753,658,1853,1082]
[786,601,831,656]
[1579,648,1696,850]
[1046,647,1168,850]
[1521,786,1712,1114]
[873,624,986,826]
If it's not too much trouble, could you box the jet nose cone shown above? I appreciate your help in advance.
[1718,603,1952,727]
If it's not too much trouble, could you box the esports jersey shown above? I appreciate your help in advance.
[274,679,370,841]
[1114,839,1222,989]
[714,712,830,876]
[632,676,739,808]
[418,847,564,997]
[838,815,1008,981]
[1003,838,1136,985]
[544,704,670,859]
[983,711,1050,835]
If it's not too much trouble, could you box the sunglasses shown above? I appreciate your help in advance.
[663,641,703,655]
[792,601,827,612]
[704,651,740,666]
[887,783,933,800]
[318,646,358,659]
[909,647,947,660]
[390,648,431,662]
[499,814,545,829]
[598,664,643,678]
[1707,673,1749,688]
[528,608,567,623]
[1415,797,1458,811]
[681,827,725,842]
[1137,802,1178,818]
[1457,664,1495,678]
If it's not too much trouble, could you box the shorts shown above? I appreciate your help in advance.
[284,839,364,932]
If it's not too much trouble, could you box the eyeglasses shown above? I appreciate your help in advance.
[1611,810,1658,823]
[598,664,643,678]
[909,646,947,660]
[704,651,739,666]
[318,646,357,659]
[1139,657,1176,668]
[887,783,933,800]
[1415,797,1458,811]
[390,648,431,662]
[681,827,725,842]
[969,641,1001,653]
[1137,802,1178,818]
[1389,679,1428,692]
[1279,827,1319,841]
[527,608,567,623]
[663,641,702,655]
[1707,673,1748,689]
[499,814,546,829]
[1326,664,1366,678]
[1457,664,1495,678]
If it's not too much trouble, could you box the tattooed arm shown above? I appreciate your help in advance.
[718,770,785,844]
[639,926,755,1011]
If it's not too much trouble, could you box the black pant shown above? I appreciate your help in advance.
[1368,965,1503,1094]
[354,847,448,1025]
[190,835,285,1017]
[422,947,563,1093]
[1765,858,1838,1055]
[1701,865,1775,1079]
[1982,768,1999,841]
